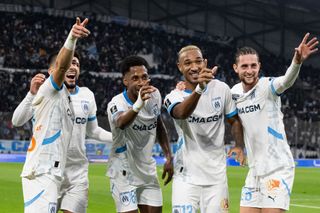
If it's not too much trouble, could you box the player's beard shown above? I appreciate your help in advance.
[64,81,77,89]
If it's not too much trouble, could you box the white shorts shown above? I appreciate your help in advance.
[58,181,88,213]
[110,179,162,212]
[172,177,229,213]
[240,167,295,210]
[22,174,61,213]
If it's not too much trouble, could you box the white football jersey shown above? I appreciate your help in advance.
[21,75,74,178]
[63,86,97,184]
[231,77,295,176]
[164,80,237,185]
[107,89,162,186]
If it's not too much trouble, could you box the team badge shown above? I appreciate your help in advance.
[48,202,57,213]
[232,94,240,101]
[81,100,89,114]
[152,104,160,116]
[250,89,256,99]
[110,105,118,115]
[164,99,171,109]
[211,97,222,112]
[119,190,136,206]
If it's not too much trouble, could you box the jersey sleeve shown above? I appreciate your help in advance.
[33,75,63,106]
[107,97,126,124]
[163,89,184,117]
[223,84,237,118]
[88,91,98,122]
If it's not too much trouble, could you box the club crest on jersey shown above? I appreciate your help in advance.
[211,97,222,112]
[48,202,57,213]
[81,101,89,114]
[152,104,160,116]
[250,89,256,99]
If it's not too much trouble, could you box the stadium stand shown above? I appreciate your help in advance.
[0,10,319,158]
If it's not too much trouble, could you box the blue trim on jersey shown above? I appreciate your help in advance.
[50,75,63,91]
[24,189,45,207]
[70,86,79,95]
[267,127,284,140]
[270,78,281,96]
[42,130,61,145]
[184,89,192,94]
[115,144,127,153]
[167,102,180,116]
[282,179,291,196]
[123,90,134,106]
[88,115,96,121]
[176,137,184,152]
[226,109,237,118]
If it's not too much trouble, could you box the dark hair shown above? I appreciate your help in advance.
[47,50,80,67]
[119,55,150,76]
[234,46,259,64]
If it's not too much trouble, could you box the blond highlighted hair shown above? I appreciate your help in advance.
[178,45,202,59]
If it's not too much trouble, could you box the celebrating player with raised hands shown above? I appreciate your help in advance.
[231,33,318,213]
[16,17,91,213]
[164,45,244,213]
[107,55,173,213]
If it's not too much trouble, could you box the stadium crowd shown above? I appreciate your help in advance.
[0,11,319,158]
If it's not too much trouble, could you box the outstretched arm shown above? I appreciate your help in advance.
[273,33,318,94]
[86,118,112,143]
[157,115,173,186]
[53,17,90,88]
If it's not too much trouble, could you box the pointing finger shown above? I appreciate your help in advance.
[76,17,81,25]
[301,32,310,44]
[81,18,89,27]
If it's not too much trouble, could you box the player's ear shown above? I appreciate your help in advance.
[123,76,128,87]
[233,63,238,73]
[177,62,183,73]
[204,58,208,67]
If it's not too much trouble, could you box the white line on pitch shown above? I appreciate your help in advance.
[291,204,320,209]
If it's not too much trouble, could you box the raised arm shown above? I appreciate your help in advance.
[273,33,318,94]
[156,115,173,185]
[52,17,90,88]
[12,73,45,126]
[171,66,217,119]
[115,85,155,129]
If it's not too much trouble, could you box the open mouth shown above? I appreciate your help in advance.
[66,74,76,79]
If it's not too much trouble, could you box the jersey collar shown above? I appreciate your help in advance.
[123,89,134,106]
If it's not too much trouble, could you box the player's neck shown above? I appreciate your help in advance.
[185,82,196,91]
[127,91,137,103]
[242,80,258,93]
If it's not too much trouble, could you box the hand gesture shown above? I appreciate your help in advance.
[175,81,186,91]
[139,80,156,101]
[198,66,218,89]
[293,33,318,64]
[162,157,174,185]
[30,73,46,95]
[227,146,245,166]
[70,17,90,39]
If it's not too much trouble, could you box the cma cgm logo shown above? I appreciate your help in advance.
[238,104,261,114]
[75,117,87,124]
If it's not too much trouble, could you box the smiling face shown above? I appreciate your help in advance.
[123,65,149,100]
[64,57,80,89]
[233,54,261,92]
[177,48,207,87]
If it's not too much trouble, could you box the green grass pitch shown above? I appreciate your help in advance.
[0,163,319,212]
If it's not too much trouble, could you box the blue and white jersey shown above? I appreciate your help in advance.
[231,77,295,176]
[164,79,237,185]
[107,89,162,186]
[21,75,74,178]
[63,86,97,184]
